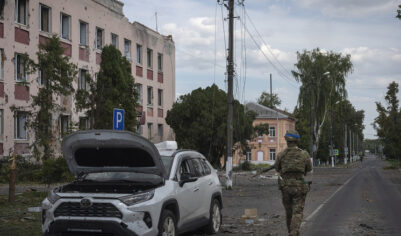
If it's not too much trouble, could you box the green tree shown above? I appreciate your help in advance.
[27,35,77,160]
[257,92,281,109]
[76,45,138,131]
[374,82,401,160]
[396,5,401,19]
[254,123,269,137]
[166,84,255,167]
[292,48,353,160]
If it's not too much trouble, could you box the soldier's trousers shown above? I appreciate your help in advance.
[281,185,308,236]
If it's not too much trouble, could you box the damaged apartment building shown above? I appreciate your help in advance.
[0,0,176,156]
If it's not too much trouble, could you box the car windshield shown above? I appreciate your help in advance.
[161,155,174,175]
[82,172,163,185]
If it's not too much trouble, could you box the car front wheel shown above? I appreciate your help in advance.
[158,209,176,236]
[205,199,222,234]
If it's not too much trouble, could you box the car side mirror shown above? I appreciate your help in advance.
[179,173,197,187]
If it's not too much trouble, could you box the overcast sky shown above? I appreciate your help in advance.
[120,0,401,139]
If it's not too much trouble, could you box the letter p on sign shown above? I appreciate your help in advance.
[113,108,125,130]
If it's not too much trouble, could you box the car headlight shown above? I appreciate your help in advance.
[47,190,60,204]
[119,190,155,206]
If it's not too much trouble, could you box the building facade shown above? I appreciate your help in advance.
[0,0,175,156]
[232,102,296,166]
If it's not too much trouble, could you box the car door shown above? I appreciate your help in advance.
[188,157,211,219]
[174,155,202,226]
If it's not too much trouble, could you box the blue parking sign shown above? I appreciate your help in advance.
[113,108,125,130]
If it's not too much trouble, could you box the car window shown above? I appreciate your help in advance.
[161,155,174,175]
[189,158,204,177]
[200,159,211,175]
[177,159,192,180]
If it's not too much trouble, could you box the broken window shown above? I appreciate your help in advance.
[78,69,89,90]
[79,21,88,46]
[60,115,70,137]
[0,48,3,81]
[38,69,47,86]
[136,44,142,64]
[124,39,131,60]
[136,83,142,104]
[60,13,71,40]
[0,109,3,139]
[15,53,26,82]
[147,123,153,140]
[147,86,153,105]
[96,27,104,50]
[79,117,89,130]
[14,111,27,140]
[147,48,153,68]
[15,0,28,25]
[40,4,50,32]
[157,53,163,72]
[111,33,118,48]
[158,89,163,107]
[158,124,163,140]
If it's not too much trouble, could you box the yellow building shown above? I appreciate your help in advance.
[233,102,296,166]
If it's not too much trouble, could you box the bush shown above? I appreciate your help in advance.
[37,157,74,186]
[0,156,74,184]
[0,156,42,183]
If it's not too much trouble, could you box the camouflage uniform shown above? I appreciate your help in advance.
[274,130,312,236]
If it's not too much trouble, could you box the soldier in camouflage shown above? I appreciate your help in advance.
[273,130,312,236]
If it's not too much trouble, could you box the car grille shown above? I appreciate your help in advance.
[54,202,122,219]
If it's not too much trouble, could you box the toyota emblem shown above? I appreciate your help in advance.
[80,198,92,208]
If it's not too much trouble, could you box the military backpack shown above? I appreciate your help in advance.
[280,147,306,174]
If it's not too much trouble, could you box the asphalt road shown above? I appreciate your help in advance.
[302,156,401,236]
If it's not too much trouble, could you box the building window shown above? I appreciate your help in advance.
[40,4,50,32]
[136,84,142,104]
[60,115,70,137]
[147,86,153,105]
[14,111,27,140]
[270,149,276,161]
[136,44,142,64]
[0,49,3,81]
[269,126,276,137]
[111,33,118,48]
[79,21,88,46]
[124,39,131,60]
[158,89,163,107]
[0,109,3,138]
[147,48,153,68]
[0,0,4,18]
[147,123,153,140]
[157,53,163,72]
[136,124,143,135]
[60,13,71,40]
[38,69,47,86]
[15,0,28,25]
[158,124,163,140]
[78,69,89,90]
[15,53,27,82]
[96,27,104,50]
[79,117,89,130]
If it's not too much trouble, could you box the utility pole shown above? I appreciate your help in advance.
[270,73,272,107]
[344,124,348,164]
[221,0,235,188]
[155,12,158,32]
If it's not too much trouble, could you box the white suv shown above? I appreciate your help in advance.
[42,130,223,236]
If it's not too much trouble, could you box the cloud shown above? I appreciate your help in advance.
[296,0,396,18]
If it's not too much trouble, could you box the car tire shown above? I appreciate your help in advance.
[204,199,222,234]
[158,209,177,236]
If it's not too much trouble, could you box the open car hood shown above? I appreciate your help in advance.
[62,130,167,179]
